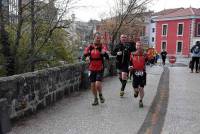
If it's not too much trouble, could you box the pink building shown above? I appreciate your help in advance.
[154,8,200,57]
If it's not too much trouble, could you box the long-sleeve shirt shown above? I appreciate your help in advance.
[112,43,135,66]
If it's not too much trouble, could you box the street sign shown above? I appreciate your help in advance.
[140,36,149,47]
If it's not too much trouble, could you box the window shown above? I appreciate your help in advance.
[152,37,154,42]
[152,28,155,33]
[162,24,168,36]
[161,41,167,50]
[177,41,183,53]
[177,23,184,35]
[197,23,200,36]
[2,0,9,6]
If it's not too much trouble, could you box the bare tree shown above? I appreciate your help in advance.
[100,0,152,50]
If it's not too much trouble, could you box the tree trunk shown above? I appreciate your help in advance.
[0,1,15,76]
[30,0,35,71]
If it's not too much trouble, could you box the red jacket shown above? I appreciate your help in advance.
[130,50,146,71]
[84,44,109,71]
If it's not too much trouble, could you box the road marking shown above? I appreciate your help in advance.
[137,67,169,134]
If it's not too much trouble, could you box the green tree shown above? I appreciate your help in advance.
[0,0,80,76]
[7,23,75,74]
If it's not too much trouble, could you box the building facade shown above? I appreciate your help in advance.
[1,0,9,22]
[154,8,200,57]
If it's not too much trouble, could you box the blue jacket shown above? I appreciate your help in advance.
[191,45,200,57]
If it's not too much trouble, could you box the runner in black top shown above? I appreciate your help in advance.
[112,34,135,97]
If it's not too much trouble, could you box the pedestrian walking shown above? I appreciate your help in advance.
[190,41,200,73]
[160,49,167,65]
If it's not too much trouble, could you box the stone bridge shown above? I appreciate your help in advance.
[0,57,200,134]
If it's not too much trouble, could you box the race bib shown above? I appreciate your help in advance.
[135,71,144,76]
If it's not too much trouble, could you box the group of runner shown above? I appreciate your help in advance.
[83,33,156,108]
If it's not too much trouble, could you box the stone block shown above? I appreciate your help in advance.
[56,90,64,100]
[0,98,11,134]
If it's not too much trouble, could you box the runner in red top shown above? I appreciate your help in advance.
[129,41,147,108]
[84,33,109,106]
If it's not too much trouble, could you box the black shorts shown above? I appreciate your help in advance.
[132,71,146,88]
[116,63,129,73]
[89,71,103,82]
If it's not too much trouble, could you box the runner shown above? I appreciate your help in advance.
[112,34,135,97]
[84,33,109,106]
[129,41,147,108]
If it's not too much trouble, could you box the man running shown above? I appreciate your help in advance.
[112,34,135,97]
[84,33,109,106]
[129,41,147,108]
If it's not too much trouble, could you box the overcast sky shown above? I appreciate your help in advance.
[72,0,200,22]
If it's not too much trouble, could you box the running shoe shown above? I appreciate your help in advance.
[92,98,98,106]
[120,91,124,97]
[134,91,139,98]
[99,94,105,103]
[139,100,143,108]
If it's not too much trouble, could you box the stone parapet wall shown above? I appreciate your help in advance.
[0,56,116,119]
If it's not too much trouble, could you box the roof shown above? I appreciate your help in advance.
[154,7,200,20]
[192,8,200,15]
[153,8,184,16]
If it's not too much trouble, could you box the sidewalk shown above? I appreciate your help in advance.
[162,67,200,134]
[156,57,190,66]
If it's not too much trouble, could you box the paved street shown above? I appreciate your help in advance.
[8,64,200,134]
[1,0,200,133]
[9,66,163,134]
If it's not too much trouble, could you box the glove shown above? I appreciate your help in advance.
[117,51,122,55]
[128,66,133,71]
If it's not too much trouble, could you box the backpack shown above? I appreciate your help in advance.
[193,46,200,54]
